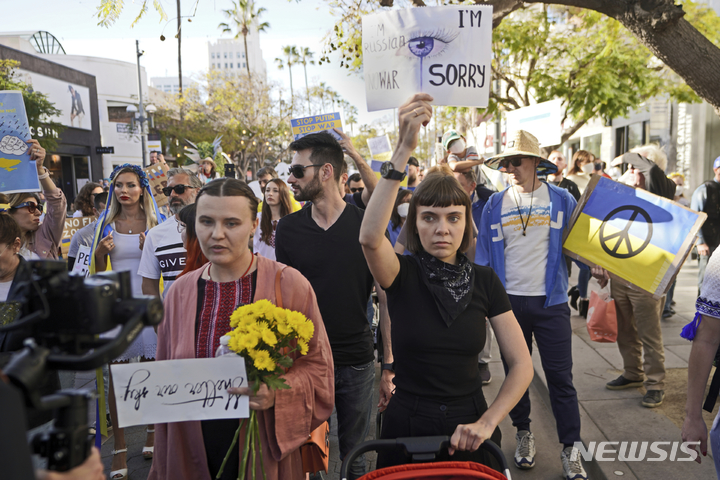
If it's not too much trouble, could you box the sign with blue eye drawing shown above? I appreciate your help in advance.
[362,5,493,112]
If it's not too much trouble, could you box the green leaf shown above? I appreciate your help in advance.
[262,374,290,391]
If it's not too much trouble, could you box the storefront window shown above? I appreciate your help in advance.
[628,122,644,151]
[583,134,602,158]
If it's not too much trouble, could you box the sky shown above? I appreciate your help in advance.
[4,0,389,126]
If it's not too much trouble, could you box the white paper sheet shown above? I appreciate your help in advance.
[111,356,249,428]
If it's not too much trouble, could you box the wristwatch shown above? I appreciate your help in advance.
[380,161,407,181]
[381,363,394,373]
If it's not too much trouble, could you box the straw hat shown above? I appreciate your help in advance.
[201,157,217,168]
[485,130,558,175]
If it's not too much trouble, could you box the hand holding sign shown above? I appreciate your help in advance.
[398,94,434,152]
[229,382,276,411]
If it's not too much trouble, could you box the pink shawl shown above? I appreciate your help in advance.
[148,256,335,480]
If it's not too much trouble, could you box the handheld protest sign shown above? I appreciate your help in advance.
[110,356,249,428]
[367,135,408,187]
[144,163,170,207]
[362,5,493,112]
[563,175,706,299]
[0,91,40,194]
[290,112,343,141]
[61,216,96,257]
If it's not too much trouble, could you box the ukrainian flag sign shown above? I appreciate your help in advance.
[368,135,408,187]
[564,176,706,298]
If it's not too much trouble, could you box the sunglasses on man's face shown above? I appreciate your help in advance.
[498,158,524,170]
[350,187,364,193]
[12,201,44,214]
[288,164,325,179]
[162,184,196,196]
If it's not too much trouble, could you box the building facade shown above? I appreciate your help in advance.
[208,32,266,80]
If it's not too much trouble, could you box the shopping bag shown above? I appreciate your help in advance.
[586,289,617,343]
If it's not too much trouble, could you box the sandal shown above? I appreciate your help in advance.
[143,427,155,459]
[110,448,128,480]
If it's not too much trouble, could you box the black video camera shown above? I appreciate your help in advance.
[1,260,163,472]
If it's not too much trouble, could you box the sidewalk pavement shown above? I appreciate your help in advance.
[66,258,716,479]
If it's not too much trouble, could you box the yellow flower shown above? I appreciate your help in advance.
[260,325,278,347]
[237,330,260,350]
[250,349,276,371]
[294,318,314,343]
[298,339,309,355]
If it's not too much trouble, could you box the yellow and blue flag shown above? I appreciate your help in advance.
[564,176,705,296]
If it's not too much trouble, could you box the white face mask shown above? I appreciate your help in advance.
[675,185,685,196]
[397,203,409,218]
[449,139,466,154]
[581,163,595,174]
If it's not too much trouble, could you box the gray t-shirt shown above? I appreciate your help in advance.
[68,220,97,258]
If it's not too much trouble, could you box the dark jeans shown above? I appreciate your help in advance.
[335,360,375,479]
[577,268,591,299]
[378,390,502,471]
[664,280,676,314]
[501,295,582,446]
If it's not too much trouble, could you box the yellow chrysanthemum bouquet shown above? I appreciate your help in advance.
[216,299,314,479]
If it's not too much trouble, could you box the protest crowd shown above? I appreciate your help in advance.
[3,69,720,480]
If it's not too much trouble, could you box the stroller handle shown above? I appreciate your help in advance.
[340,435,510,480]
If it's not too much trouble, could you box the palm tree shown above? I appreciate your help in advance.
[297,47,314,115]
[275,45,299,113]
[218,0,270,78]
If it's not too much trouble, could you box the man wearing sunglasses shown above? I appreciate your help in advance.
[276,131,376,479]
[139,168,202,298]
[477,130,588,480]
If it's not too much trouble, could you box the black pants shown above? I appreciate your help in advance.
[377,390,502,471]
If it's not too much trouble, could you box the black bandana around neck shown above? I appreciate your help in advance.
[414,250,474,327]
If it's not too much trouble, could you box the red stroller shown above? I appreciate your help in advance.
[340,436,511,480]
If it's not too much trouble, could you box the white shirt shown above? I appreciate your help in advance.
[137,216,186,297]
[501,183,551,296]
[253,212,277,261]
[0,280,12,302]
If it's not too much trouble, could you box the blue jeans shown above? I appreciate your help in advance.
[335,360,375,479]
[501,295,582,446]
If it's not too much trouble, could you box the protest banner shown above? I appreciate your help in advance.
[362,5,493,111]
[111,356,249,428]
[0,91,40,194]
[290,112,343,141]
[505,99,563,147]
[144,163,170,207]
[563,175,706,299]
[367,135,408,187]
[70,245,92,277]
[61,216,96,257]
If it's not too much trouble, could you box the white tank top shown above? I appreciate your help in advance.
[108,225,143,297]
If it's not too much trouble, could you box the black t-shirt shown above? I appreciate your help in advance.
[385,254,512,399]
[275,203,374,366]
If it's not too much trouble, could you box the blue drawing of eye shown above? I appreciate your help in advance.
[397,29,460,59]
[408,37,435,58]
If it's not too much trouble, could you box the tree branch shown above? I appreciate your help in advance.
[475,0,526,27]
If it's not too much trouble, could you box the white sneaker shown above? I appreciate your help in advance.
[514,430,535,469]
[561,446,588,480]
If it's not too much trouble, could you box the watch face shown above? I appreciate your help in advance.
[381,161,391,176]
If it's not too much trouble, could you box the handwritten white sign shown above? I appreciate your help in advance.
[110,356,249,428]
[70,245,92,277]
[362,5,493,111]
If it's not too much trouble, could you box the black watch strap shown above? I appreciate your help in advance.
[381,362,394,372]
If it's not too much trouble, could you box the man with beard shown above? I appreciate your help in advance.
[275,132,375,480]
[407,156,421,190]
[139,168,202,297]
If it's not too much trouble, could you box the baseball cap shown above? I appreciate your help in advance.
[408,156,420,167]
[442,130,463,151]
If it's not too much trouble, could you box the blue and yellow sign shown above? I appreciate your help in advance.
[290,112,343,141]
[564,176,706,297]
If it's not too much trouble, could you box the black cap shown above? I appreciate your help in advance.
[407,156,420,167]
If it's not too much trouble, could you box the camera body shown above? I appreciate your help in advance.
[3,260,163,471]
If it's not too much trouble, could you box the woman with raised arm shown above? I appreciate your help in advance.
[6,139,66,260]
[359,93,533,469]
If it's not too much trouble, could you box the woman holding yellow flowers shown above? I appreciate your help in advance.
[148,179,334,480]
